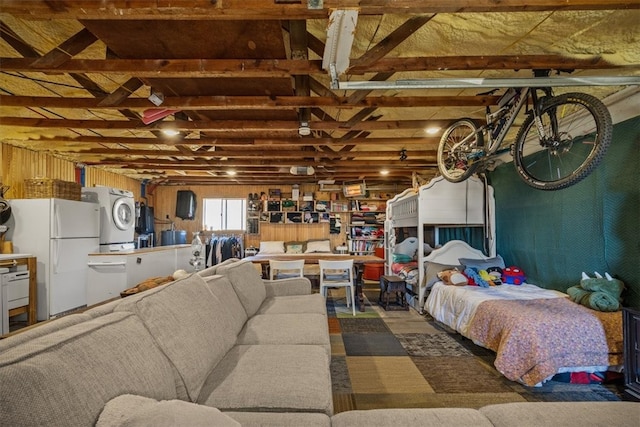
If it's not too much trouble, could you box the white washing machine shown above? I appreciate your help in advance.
[81,186,135,252]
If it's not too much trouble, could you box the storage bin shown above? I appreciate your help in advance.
[363,263,384,281]
[24,178,81,201]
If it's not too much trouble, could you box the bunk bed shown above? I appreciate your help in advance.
[422,240,623,387]
[384,175,495,312]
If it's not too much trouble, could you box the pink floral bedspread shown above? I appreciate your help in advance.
[468,297,623,386]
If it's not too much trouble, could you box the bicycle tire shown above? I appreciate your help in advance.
[513,92,612,191]
[437,118,484,183]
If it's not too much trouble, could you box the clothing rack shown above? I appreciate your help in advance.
[205,233,244,267]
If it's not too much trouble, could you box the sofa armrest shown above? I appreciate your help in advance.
[264,277,312,297]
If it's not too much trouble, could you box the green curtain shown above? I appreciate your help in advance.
[488,116,640,307]
[438,227,486,254]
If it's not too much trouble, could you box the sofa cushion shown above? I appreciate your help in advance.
[236,313,329,351]
[331,408,494,427]
[97,394,240,427]
[198,344,333,415]
[201,274,248,335]
[258,293,327,315]
[225,411,331,427]
[479,402,640,427]
[115,273,238,402]
[216,259,267,317]
[197,257,240,278]
[0,312,177,427]
[264,277,312,297]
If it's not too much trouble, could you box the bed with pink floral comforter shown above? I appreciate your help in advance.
[468,297,623,386]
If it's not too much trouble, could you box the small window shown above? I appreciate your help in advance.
[203,198,246,231]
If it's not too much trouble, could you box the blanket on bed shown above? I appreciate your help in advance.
[468,298,623,386]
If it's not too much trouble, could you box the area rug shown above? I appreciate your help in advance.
[327,284,628,413]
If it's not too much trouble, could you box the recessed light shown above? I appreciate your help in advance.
[226,170,237,176]
[161,129,180,137]
[380,169,389,175]
[425,127,440,135]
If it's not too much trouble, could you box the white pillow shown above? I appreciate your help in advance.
[305,240,331,253]
[259,241,285,254]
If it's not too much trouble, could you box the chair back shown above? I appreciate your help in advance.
[318,259,354,283]
[319,259,356,316]
[269,259,305,280]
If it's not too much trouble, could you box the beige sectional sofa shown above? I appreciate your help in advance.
[1,258,637,427]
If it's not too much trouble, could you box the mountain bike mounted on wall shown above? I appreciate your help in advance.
[437,70,613,191]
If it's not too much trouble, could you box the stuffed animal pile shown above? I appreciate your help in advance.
[567,272,624,312]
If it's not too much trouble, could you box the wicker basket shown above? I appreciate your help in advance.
[24,178,81,201]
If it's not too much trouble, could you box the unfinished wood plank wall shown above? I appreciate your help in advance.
[1,145,351,249]
[1,145,140,199]
[152,184,347,249]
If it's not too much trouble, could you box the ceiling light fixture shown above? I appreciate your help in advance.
[425,127,440,135]
[298,121,311,136]
[380,169,389,175]
[226,170,237,176]
[161,129,180,137]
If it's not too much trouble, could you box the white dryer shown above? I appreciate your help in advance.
[81,186,135,252]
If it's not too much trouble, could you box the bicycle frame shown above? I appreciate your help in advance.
[451,86,555,160]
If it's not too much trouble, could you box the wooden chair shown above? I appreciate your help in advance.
[268,259,305,280]
[319,259,355,316]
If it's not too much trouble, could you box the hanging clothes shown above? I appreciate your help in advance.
[207,234,244,267]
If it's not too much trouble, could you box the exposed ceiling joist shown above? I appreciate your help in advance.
[1,1,637,185]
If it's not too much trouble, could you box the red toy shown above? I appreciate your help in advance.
[502,266,526,285]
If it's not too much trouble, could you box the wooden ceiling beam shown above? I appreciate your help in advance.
[0,56,630,77]
[64,148,435,158]
[0,116,457,131]
[0,94,500,109]
[1,1,636,20]
[86,158,432,168]
[11,135,440,146]
[30,28,98,68]
[349,15,435,69]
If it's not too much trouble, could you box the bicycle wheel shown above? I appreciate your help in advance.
[513,92,612,190]
[437,118,484,183]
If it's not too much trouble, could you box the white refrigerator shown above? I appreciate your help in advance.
[9,198,100,320]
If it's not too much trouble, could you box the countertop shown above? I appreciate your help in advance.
[88,244,191,256]
[0,253,34,261]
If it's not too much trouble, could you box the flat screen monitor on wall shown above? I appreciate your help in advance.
[176,190,196,220]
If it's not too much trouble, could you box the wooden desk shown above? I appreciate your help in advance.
[0,254,37,327]
[244,254,383,312]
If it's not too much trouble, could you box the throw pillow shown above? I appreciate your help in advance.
[305,240,331,253]
[285,242,304,254]
[259,241,285,254]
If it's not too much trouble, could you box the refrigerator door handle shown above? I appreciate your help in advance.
[53,202,60,238]
[52,239,59,274]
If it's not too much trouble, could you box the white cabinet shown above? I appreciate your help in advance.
[86,255,127,305]
[87,245,191,306]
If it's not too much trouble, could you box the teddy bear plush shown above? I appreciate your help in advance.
[438,268,468,286]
